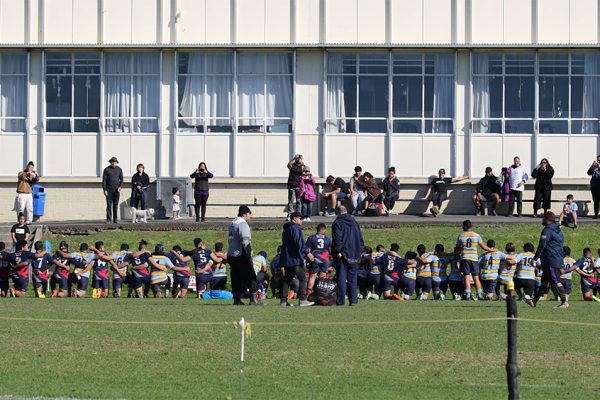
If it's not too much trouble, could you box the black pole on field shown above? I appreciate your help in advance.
[506,293,520,400]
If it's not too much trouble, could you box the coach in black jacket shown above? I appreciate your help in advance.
[332,205,364,305]
[280,212,313,307]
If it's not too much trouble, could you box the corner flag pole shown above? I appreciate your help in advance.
[238,317,246,400]
[506,284,520,400]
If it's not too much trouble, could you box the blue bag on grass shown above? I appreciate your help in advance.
[201,290,234,299]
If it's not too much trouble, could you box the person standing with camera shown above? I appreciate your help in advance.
[531,158,554,218]
[15,161,40,224]
[286,154,304,221]
[131,163,150,210]
[190,162,214,222]
[587,155,600,219]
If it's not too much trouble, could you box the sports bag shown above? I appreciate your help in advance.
[201,290,234,299]
[298,176,316,202]
[311,278,337,306]
[364,202,383,217]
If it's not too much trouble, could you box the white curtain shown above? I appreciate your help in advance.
[1,54,27,132]
[104,53,131,132]
[206,53,232,123]
[326,53,346,133]
[179,52,204,126]
[582,53,600,134]
[432,54,454,133]
[104,52,159,133]
[472,54,490,133]
[266,54,292,125]
[238,53,264,126]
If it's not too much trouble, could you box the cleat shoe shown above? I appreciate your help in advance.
[280,301,293,307]
[287,290,296,301]
[51,290,58,298]
[299,300,314,307]
[555,302,570,309]
[523,298,536,308]
[392,293,404,301]
[439,294,446,301]
[371,293,380,300]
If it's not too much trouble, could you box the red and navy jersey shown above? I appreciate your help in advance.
[32,252,53,280]
[52,252,73,278]
[306,234,332,261]
[185,249,213,271]
[381,254,402,278]
[92,251,110,279]
[0,251,10,280]
[576,257,595,275]
[128,252,151,276]
[9,251,35,278]
[167,252,190,277]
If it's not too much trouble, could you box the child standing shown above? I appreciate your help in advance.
[298,166,316,221]
[172,187,181,220]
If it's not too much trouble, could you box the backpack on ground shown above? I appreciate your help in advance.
[364,202,383,217]
[311,278,337,306]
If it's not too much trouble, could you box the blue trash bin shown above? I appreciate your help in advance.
[32,184,46,217]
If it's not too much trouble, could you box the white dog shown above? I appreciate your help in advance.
[131,207,155,223]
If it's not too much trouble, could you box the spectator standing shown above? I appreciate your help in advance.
[102,157,123,224]
[506,156,528,217]
[331,205,364,305]
[322,175,350,216]
[279,211,314,307]
[472,167,501,216]
[172,187,181,220]
[131,163,150,210]
[531,158,554,218]
[227,205,259,305]
[382,167,400,215]
[15,161,40,224]
[587,155,600,219]
[420,169,468,217]
[286,154,304,220]
[349,166,365,215]
[298,166,316,221]
[190,162,213,222]
[10,213,29,251]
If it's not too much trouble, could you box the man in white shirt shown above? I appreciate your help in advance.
[507,156,528,217]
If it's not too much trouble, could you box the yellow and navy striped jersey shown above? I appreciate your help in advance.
[478,251,505,280]
[448,259,463,282]
[516,252,537,280]
[456,231,482,261]
[433,256,450,281]
[150,255,174,283]
[111,250,130,279]
[402,260,417,280]
[561,257,576,280]
[498,254,519,284]
[417,253,437,278]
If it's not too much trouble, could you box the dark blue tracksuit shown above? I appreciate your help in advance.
[534,222,565,296]
[280,221,309,301]
[332,213,364,305]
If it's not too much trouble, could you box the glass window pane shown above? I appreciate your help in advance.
[505,53,535,75]
[133,76,159,118]
[505,120,533,134]
[238,76,265,118]
[266,76,293,118]
[133,52,159,74]
[393,76,422,117]
[45,52,72,75]
[206,76,232,118]
[539,120,568,134]
[489,76,503,118]
[74,52,100,74]
[425,76,454,118]
[47,119,71,132]
[505,76,534,118]
[104,53,131,74]
[0,119,25,132]
[133,119,158,133]
[105,76,131,120]
[266,52,292,74]
[358,76,388,118]
[267,119,292,133]
[359,53,388,74]
[572,120,599,135]
[473,53,502,75]
[359,119,387,133]
[392,53,421,75]
[426,120,454,134]
[425,53,454,74]
[207,52,233,74]
[74,75,100,117]
[75,119,99,132]
[1,53,27,74]
[179,75,204,121]
[105,119,130,133]
[343,75,357,118]
[46,76,72,117]
[393,120,421,133]
[178,52,191,74]
[238,52,264,74]
[473,120,502,134]
[539,76,569,118]
[206,119,232,133]
[572,53,600,75]
[539,53,569,75]
[1,76,26,117]
[326,119,356,133]
[571,76,584,118]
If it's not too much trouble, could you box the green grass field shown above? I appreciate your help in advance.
[0,223,599,399]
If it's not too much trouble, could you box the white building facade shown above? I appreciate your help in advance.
[0,0,599,220]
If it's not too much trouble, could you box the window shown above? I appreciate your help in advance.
[237,52,293,133]
[178,51,233,133]
[0,53,27,133]
[104,52,160,133]
[45,52,101,133]
[326,52,455,134]
[539,53,600,134]
[393,53,454,133]
[472,53,535,134]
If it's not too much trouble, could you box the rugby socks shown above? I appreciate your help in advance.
[463,290,471,300]
[556,285,567,304]
[476,289,484,300]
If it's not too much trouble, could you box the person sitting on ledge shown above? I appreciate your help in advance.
[420,169,468,217]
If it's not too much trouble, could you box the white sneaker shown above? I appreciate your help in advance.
[454,293,462,301]
[371,293,380,300]
[439,294,446,301]
[299,300,314,307]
